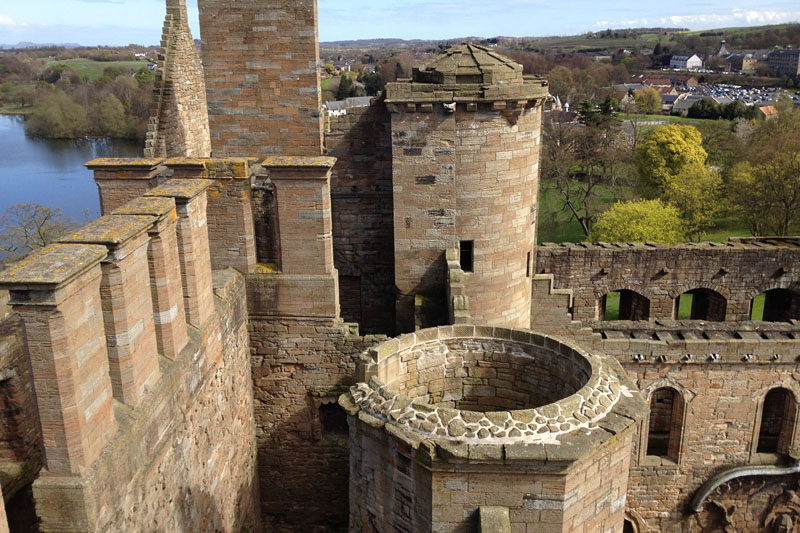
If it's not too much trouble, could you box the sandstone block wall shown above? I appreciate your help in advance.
[88,158,166,215]
[619,358,800,531]
[342,327,644,532]
[536,240,800,322]
[165,158,259,273]
[198,0,324,157]
[145,0,212,159]
[33,271,259,532]
[247,316,384,530]
[325,102,396,334]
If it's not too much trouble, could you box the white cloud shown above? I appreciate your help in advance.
[596,8,800,29]
[0,15,15,26]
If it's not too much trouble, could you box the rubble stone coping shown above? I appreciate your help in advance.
[262,156,337,171]
[113,197,177,221]
[163,157,258,179]
[60,215,156,249]
[340,326,644,458]
[0,243,107,293]
[145,178,212,201]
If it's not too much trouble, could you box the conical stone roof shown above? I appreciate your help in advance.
[413,43,524,85]
[384,44,549,106]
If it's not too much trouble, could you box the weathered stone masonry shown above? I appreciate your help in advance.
[0,182,259,532]
[198,0,324,158]
[145,0,211,159]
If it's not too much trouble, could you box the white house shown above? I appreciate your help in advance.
[670,54,703,70]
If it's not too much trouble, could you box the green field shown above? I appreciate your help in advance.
[618,113,707,125]
[0,104,32,115]
[537,179,759,245]
[537,180,636,243]
[523,33,661,52]
[604,292,621,321]
[44,58,151,82]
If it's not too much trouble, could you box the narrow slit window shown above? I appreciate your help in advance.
[460,241,474,272]
[526,251,532,278]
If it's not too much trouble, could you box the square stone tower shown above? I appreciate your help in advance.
[198,0,324,157]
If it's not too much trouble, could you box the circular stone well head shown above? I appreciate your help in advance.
[341,325,638,445]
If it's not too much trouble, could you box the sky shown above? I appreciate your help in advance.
[1,1,799,47]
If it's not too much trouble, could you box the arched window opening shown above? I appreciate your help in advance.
[751,290,800,322]
[600,290,650,321]
[757,388,796,454]
[623,519,636,533]
[647,388,682,460]
[674,288,727,321]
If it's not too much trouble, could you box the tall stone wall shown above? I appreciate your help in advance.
[535,240,800,322]
[198,0,324,158]
[247,316,384,530]
[145,0,211,159]
[325,102,396,334]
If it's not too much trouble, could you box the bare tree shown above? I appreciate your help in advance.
[0,203,79,263]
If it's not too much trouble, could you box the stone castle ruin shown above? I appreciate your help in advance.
[0,0,800,531]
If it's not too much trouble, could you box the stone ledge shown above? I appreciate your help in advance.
[60,215,156,248]
[113,197,177,219]
[0,244,107,289]
[145,178,212,200]
[262,156,337,170]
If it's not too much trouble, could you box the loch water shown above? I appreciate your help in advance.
[0,114,141,221]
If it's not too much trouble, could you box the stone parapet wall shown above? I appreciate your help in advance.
[0,180,258,531]
[0,291,8,320]
[536,240,800,322]
[164,158,259,273]
[591,321,800,362]
[340,326,645,532]
[33,270,258,532]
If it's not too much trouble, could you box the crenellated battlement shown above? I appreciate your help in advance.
[0,177,259,531]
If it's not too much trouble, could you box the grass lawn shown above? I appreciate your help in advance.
[617,113,711,125]
[604,292,621,321]
[321,78,334,91]
[44,58,150,83]
[750,293,766,321]
[675,293,693,320]
[538,180,761,245]
[537,180,636,244]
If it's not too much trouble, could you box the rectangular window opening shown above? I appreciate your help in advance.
[460,241,474,273]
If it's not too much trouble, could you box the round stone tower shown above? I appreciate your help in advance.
[385,44,549,333]
[340,326,646,532]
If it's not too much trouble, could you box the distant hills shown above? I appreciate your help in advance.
[0,42,81,50]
